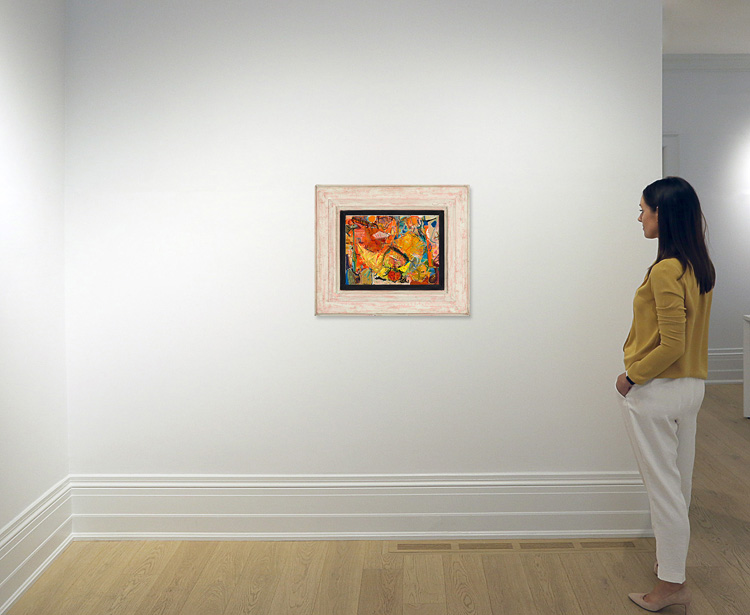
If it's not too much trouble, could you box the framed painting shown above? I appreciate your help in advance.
[315,185,469,315]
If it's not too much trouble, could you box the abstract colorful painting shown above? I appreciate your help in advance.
[315,185,469,315]
[340,210,444,290]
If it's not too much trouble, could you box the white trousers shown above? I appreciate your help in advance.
[620,377,705,584]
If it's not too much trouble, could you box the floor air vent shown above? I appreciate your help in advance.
[391,538,652,554]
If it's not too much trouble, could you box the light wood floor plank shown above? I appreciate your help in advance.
[137,541,219,615]
[312,541,366,615]
[403,604,447,615]
[178,541,253,615]
[696,415,750,484]
[363,541,403,571]
[703,384,745,432]
[560,552,632,614]
[357,567,402,615]
[50,541,139,615]
[520,554,583,615]
[266,541,327,615]
[222,540,289,615]
[693,441,750,495]
[357,569,404,615]
[403,553,445,608]
[686,563,750,615]
[78,541,180,615]
[691,491,750,580]
[442,554,493,615]
[482,552,535,615]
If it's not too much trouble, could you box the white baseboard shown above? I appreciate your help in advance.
[0,479,73,614]
[69,473,651,541]
[0,472,652,612]
[663,54,750,71]
[708,348,743,383]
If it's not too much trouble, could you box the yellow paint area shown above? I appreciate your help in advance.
[394,232,426,260]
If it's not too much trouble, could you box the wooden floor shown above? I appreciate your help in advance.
[8,384,750,615]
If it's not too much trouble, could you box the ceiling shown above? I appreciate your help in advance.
[663,0,750,54]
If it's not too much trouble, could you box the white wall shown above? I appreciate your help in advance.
[0,0,67,530]
[64,1,661,484]
[664,56,750,381]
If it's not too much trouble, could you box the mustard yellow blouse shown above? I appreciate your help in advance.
[623,258,712,384]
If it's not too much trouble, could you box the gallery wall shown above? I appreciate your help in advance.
[663,56,750,382]
[63,0,661,496]
[0,0,68,531]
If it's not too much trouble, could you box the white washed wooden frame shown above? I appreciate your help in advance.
[315,185,469,315]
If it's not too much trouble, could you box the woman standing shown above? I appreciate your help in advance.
[616,177,715,613]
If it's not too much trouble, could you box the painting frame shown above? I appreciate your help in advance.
[315,185,469,315]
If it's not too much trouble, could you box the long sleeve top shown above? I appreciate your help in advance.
[623,258,712,384]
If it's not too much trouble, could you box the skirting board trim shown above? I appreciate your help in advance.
[663,54,750,71]
[68,471,644,488]
[69,473,651,541]
[0,480,73,615]
[0,477,69,548]
[708,348,743,384]
[74,529,651,541]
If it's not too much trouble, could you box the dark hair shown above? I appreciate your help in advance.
[642,176,715,294]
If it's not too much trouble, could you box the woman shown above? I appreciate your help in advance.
[616,176,715,614]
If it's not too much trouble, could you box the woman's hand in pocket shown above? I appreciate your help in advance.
[616,372,633,397]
